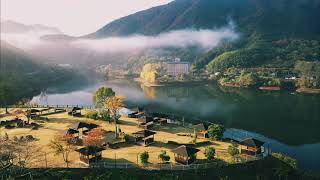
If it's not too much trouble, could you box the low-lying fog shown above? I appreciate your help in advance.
[1,22,239,67]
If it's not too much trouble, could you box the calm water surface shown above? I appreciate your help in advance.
[32,79,320,170]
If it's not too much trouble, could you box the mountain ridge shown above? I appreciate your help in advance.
[88,0,320,39]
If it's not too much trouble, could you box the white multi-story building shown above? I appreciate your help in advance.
[166,59,190,76]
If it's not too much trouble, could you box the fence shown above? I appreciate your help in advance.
[89,161,222,170]
[4,104,95,109]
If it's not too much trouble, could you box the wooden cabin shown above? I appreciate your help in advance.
[128,107,145,118]
[64,128,79,137]
[193,123,208,138]
[172,145,200,165]
[28,109,41,119]
[239,138,265,156]
[70,122,99,137]
[76,146,104,164]
[139,122,153,130]
[130,130,156,146]
[68,107,82,117]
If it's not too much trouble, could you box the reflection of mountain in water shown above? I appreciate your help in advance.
[138,82,320,146]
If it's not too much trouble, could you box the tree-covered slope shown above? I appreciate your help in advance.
[89,0,320,39]
[0,41,76,104]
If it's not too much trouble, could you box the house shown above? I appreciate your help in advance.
[239,138,265,156]
[128,107,145,118]
[193,123,209,138]
[67,107,82,117]
[28,109,41,119]
[172,145,200,165]
[166,59,190,76]
[130,130,156,146]
[70,122,99,136]
[76,146,104,164]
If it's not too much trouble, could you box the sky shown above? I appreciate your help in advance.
[1,0,172,36]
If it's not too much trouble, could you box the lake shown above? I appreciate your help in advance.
[31,79,320,170]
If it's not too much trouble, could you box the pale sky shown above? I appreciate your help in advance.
[1,0,172,36]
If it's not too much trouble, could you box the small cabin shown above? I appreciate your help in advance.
[128,107,145,118]
[130,130,156,146]
[68,107,82,117]
[70,122,99,137]
[76,146,104,164]
[193,123,208,138]
[27,109,41,119]
[239,138,265,156]
[172,145,200,165]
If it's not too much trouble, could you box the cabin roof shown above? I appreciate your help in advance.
[64,128,79,135]
[132,130,156,138]
[240,138,265,147]
[76,146,104,156]
[194,123,207,132]
[172,145,200,157]
[71,122,99,130]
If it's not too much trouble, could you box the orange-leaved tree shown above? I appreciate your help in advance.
[104,96,124,138]
[83,127,105,147]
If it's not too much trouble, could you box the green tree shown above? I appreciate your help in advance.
[93,87,115,108]
[207,124,225,140]
[0,83,13,114]
[140,151,149,165]
[204,147,216,160]
[158,150,170,163]
[237,72,259,87]
[228,143,240,161]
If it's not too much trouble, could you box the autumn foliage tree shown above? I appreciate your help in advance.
[83,127,105,147]
[104,96,124,138]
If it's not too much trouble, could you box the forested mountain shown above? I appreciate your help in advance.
[87,0,320,73]
[90,0,320,39]
[0,41,77,104]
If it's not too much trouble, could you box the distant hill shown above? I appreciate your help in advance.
[0,41,77,104]
[1,20,62,35]
[89,0,320,39]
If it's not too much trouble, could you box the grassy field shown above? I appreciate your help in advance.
[0,108,235,168]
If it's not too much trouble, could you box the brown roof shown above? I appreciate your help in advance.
[132,130,156,138]
[194,123,207,132]
[240,138,264,147]
[172,145,200,157]
[76,146,104,156]
[64,128,79,135]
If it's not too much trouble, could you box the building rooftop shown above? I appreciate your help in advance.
[76,146,105,156]
[132,129,156,138]
[172,145,200,157]
[166,62,190,64]
[240,138,265,147]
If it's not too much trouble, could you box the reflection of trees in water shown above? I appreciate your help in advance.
[137,81,320,145]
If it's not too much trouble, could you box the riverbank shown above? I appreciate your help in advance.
[296,88,320,94]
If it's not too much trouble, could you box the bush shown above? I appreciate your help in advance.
[228,143,239,157]
[204,147,216,160]
[100,111,111,122]
[158,151,170,163]
[272,152,298,169]
[140,151,149,165]
[208,124,225,140]
[86,111,99,120]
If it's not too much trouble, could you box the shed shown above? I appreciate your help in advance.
[239,138,265,156]
[76,146,104,164]
[172,145,199,165]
